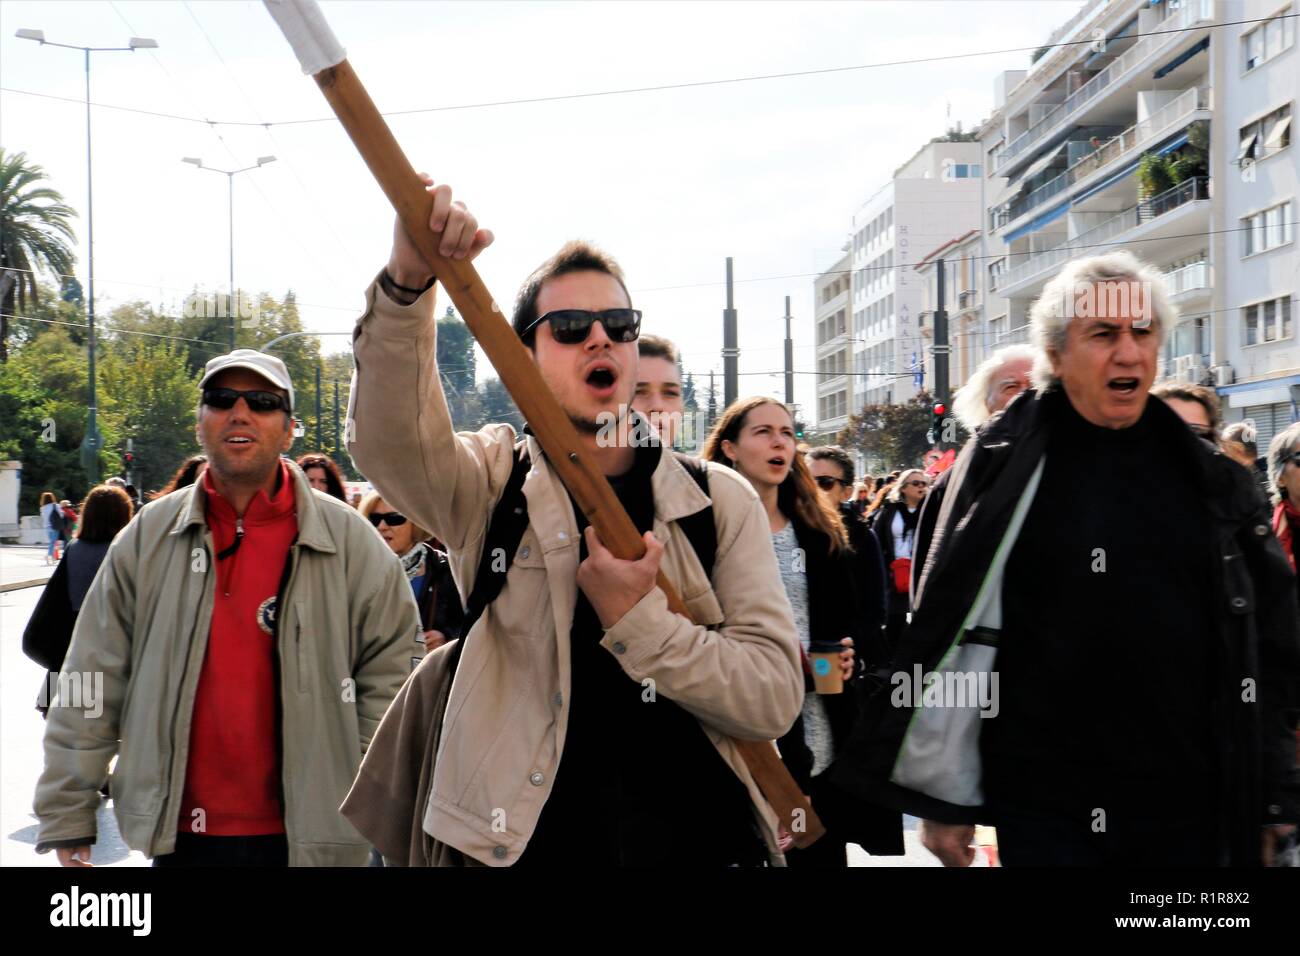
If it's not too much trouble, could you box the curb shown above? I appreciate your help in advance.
[1,577,51,593]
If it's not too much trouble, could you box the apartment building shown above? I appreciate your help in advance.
[915,229,992,397]
[814,250,852,433]
[846,139,984,417]
[980,0,1296,447]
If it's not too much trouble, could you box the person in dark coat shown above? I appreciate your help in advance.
[23,484,135,715]
[704,399,902,866]
[834,250,1300,867]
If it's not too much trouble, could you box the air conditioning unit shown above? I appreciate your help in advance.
[1172,355,1207,383]
[1212,364,1235,387]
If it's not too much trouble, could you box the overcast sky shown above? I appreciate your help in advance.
[0,0,1080,413]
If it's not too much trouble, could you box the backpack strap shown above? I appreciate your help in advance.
[670,452,717,579]
[449,448,718,676]
[450,441,531,673]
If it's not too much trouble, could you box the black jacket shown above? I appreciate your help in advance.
[833,387,1300,866]
[776,513,902,855]
[412,546,465,641]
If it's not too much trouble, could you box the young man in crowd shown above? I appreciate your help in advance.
[345,178,803,866]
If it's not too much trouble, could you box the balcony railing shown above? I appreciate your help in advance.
[991,0,1212,175]
[996,87,1208,225]
[1163,258,1210,296]
[996,177,1210,292]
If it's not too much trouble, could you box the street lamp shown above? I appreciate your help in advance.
[17,28,158,484]
[181,155,277,349]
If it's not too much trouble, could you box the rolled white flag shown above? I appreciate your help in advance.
[263,0,346,75]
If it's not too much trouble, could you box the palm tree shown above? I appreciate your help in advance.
[0,149,78,361]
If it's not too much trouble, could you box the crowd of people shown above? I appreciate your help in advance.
[24,180,1300,869]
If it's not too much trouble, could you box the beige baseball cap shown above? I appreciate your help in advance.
[199,349,294,411]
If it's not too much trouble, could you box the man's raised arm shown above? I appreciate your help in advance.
[347,176,497,551]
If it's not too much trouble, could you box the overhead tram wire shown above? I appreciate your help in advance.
[182,0,362,274]
[2,13,1290,128]
[3,221,1268,322]
[106,0,350,303]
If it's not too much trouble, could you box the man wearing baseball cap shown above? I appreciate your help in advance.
[34,348,419,867]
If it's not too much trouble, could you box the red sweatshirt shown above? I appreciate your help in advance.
[179,461,297,836]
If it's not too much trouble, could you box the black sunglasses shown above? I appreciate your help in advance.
[368,511,408,528]
[1188,423,1216,440]
[202,387,290,414]
[521,308,642,345]
[814,475,850,491]
[906,480,929,488]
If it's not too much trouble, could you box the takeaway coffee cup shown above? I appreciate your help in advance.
[809,641,844,695]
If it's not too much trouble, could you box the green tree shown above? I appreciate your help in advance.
[0,325,118,512]
[478,377,524,432]
[0,149,77,362]
[837,391,937,472]
[98,341,201,495]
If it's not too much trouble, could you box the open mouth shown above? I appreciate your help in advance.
[225,435,255,446]
[585,363,618,394]
[768,456,787,469]
[1107,377,1139,395]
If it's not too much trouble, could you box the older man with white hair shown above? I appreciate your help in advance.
[912,344,1039,596]
[833,250,1300,867]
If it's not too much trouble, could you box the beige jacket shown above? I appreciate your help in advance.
[33,462,420,866]
[347,278,804,865]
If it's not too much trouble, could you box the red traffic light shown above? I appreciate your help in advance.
[125,452,134,462]
[933,403,946,416]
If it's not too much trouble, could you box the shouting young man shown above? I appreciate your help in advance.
[345,178,803,866]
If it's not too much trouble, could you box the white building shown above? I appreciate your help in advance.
[981,0,1295,447]
[813,250,852,434]
[847,139,984,414]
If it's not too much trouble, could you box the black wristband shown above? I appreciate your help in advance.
[383,269,436,295]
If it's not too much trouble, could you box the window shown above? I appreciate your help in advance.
[1242,200,1294,255]
[1242,294,1295,346]
[1243,6,1295,72]
[1239,104,1292,163]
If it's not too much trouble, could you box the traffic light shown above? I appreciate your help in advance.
[930,402,947,446]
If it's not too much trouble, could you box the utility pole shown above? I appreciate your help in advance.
[933,257,951,445]
[18,29,159,482]
[333,379,341,464]
[708,369,718,430]
[722,258,738,408]
[783,295,794,405]
[315,364,322,451]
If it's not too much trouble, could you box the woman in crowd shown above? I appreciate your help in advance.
[357,492,463,653]
[23,484,135,714]
[39,491,62,564]
[1267,422,1300,575]
[869,467,930,652]
[703,396,900,866]
[297,453,349,502]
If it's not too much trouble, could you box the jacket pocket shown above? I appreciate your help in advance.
[293,604,309,694]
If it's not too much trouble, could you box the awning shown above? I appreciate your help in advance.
[1158,132,1190,155]
[1265,114,1292,150]
[1237,132,1257,162]
[1019,142,1069,183]
[1153,37,1209,79]
[1004,200,1070,243]
[1071,158,1141,205]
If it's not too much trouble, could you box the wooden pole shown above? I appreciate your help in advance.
[282,44,822,847]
